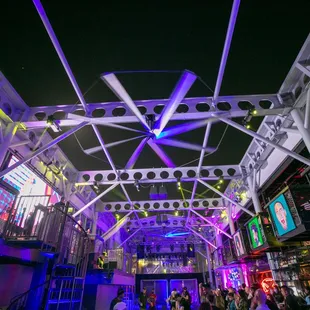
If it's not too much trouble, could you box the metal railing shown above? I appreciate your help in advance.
[4,202,90,309]
[7,279,50,310]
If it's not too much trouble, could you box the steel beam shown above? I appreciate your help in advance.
[304,86,310,129]
[153,71,197,136]
[77,165,240,185]
[0,121,88,178]
[101,211,133,241]
[0,123,18,167]
[186,226,217,249]
[25,94,282,125]
[198,179,255,217]
[73,183,119,217]
[33,0,88,113]
[190,208,232,239]
[154,138,215,152]
[95,199,224,213]
[218,116,310,166]
[117,228,142,249]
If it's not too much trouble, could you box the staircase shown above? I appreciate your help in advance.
[4,202,90,310]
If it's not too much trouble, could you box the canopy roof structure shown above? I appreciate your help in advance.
[0,0,310,250]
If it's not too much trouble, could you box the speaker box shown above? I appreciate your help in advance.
[137,245,145,259]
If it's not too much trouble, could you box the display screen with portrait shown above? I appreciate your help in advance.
[247,216,264,249]
[268,193,296,236]
[233,232,245,257]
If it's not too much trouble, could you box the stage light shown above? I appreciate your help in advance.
[177,178,182,190]
[216,185,221,189]
[240,191,247,200]
[246,124,251,129]
[198,226,202,232]
[149,184,158,200]
[163,269,167,273]
[158,184,168,200]
[175,210,179,216]
[134,179,140,192]
[144,211,148,217]
[219,176,224,184]
[93,181,100,193]
[250,107,258,115]
[115,213,120,220]
[46,115,61,133]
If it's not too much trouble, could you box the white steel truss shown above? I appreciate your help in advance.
[0,0,309,247]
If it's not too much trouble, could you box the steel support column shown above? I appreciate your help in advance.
[227,203,236,234]
[247,174,262,214]
[305,86,310,129]
[291,108,310,153]
[205,243,214,288]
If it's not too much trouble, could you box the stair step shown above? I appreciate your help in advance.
[48,299,81,304]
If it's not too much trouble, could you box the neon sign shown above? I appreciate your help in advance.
[261,278,276,293]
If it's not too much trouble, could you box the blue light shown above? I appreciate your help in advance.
[164,232,189,238]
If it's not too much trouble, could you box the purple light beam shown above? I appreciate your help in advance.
[147,140,176,168]
[125,137,149,169]
[153,70,197,136]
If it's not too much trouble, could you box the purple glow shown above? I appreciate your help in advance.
[156,118,216,139]
[125,137,148,169]
[155,138,215,152]
[153,71,196,135]
[147,140,176,168]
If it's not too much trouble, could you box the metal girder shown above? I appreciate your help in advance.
[76,164,241,185]
[186,226,217,249]
[96,199,225,213]
[23,94,283,128]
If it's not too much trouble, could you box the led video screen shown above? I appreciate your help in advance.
[2,155,60,204]
[247,216,263,249]
[233,232,245,257]
[268,193,296,236]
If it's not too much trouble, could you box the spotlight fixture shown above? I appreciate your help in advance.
[46,115,61,133]
[134,179,140,192]
[115,213,120,220]
[175,210,179,216]
[144,211,148,217]
[177,178,182,191]
[158,184,168,200]
[250,107,258,115]
[219,176,224,184]
[216,185,221,190]
[242,108,257,130]
[149,184,158,200]
[126,227,130,232]
[93,181,100,193]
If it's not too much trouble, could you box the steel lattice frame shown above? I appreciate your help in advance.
[0,0,310,249]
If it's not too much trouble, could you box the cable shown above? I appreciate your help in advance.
[179,124,229,167]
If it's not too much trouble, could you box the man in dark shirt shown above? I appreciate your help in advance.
[281,285,300,310]
[110,288,125,310]
[139,287,147,309]
[182,287,192,310]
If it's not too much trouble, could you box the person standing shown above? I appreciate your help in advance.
[304,287,310,305]
[139,287,148,310]
[181,287,192,310]
[253,289,269,310]
[227,293,237,310]
[280,286,300,310]
[149,289,157,310]
[110,288,125,310]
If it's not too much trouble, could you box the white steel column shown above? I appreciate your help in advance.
[0,123,18,168]
[206,243,214,288]
[216,231,223,248]
[247,174,262,213]
[291,108,310,153]
[227,203,236,234]
[92,210,99,235]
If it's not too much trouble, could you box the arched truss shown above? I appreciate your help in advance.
[0,0,309,248]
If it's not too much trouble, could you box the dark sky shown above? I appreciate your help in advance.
[1,1,310,201]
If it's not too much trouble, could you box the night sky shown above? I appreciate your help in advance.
[1,1,310,202]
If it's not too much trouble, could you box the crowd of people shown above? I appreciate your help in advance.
[109,284,310,310]
[197,283,310,310]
